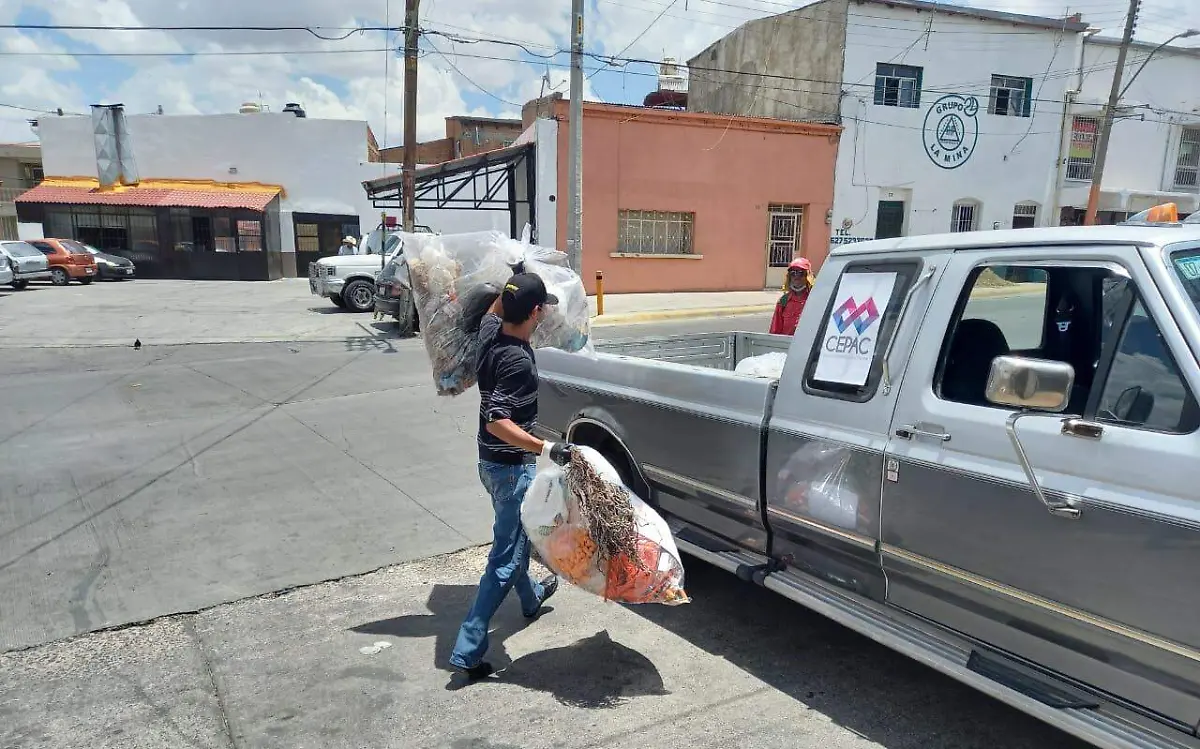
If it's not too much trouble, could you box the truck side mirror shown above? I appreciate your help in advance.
[984,355,1075,413]
[986,355,1083,520]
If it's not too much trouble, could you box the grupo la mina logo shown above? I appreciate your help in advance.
[922,94,979,170]
[826,296,881,355]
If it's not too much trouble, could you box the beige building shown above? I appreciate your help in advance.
[0,142,42,239]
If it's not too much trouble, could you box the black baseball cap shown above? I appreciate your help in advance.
[500,272,558,323]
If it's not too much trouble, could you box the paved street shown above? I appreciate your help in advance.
[0,281,1077,748]
[2,545,1083,749]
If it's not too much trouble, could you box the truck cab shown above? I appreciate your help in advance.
[535,222,1200,749]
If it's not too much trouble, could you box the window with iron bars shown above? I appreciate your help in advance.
[1012,202,1038,229]
[617,210,695,255]
[767,204,804,267]
[988,74,1032,118]
[951,201,980,233]
[1174,127,1199,191]
[1066,115,1099,181]
[873,63,922,109]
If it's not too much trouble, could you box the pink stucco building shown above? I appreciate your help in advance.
[525,97,840,294]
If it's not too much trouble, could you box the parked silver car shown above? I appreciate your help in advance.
[0,240,52,289]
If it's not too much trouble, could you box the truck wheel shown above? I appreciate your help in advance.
[50,268,71,286]
[10,279,28,290]
[342,279,375,313]
[330,293,346,309]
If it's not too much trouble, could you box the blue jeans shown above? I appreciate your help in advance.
[449,461,546,669]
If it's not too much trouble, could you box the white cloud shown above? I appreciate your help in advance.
[0,0,1196,145]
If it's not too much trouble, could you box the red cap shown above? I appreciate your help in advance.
[788,258,812,272]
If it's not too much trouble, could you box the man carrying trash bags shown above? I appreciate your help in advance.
[400,230,691,681]
[449,272,577,680]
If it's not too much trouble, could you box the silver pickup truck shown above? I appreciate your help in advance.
[536,223,1200,749]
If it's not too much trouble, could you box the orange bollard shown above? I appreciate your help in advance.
[595,270,605,316]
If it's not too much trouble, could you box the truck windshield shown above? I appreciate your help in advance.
[1170,250,1200,319]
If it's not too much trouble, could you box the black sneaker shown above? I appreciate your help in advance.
[452,662,494,681]
[525,575,559,619]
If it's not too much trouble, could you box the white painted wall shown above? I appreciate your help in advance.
[833,4,1083,241]
[533,118,559,248]
[38,112,378,255]
[37,112,555,259]
[1058,39,1200,215]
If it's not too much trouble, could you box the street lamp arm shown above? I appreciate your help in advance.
[1119,29,1199,99]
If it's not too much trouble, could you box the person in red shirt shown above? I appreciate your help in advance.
[769,257,813,336]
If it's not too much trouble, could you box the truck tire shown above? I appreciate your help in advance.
[330,293,346,309]
[342,279,375,313]
[50,268,71,286]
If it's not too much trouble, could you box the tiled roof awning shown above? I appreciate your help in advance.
[16,178,283,211]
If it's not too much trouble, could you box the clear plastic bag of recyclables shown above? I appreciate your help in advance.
[522,446,690,605]
[402,228,591,396]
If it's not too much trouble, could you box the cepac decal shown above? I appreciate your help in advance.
[922,94,980,170]
[814,272,898,387]
[832,297,881,335]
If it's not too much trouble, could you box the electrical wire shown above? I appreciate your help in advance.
[588,0,680,81]
[424,38,522,106]
[0,23,407,41]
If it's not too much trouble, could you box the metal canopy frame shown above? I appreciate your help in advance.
[364,143,535,238]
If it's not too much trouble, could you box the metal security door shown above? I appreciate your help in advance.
[766,204,803,288]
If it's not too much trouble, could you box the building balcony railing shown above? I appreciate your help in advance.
[0,186,30,205]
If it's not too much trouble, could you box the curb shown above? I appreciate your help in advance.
[590,304,775,327]
[587,285,1039,327]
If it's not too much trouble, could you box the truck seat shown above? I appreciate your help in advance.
[941,318,1010,406]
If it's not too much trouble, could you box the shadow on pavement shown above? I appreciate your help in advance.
[626,562,1089,749]
[350,584,665,709]
[502,629,667,709]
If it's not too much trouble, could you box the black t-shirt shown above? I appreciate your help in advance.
[476,314,539,464]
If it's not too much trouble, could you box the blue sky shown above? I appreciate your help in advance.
[1,0,1196,145]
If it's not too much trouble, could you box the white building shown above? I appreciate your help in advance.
[19,108,502,280]
[689,0,1091,251]
[1057,37,1200,223]
[0,142,41,240]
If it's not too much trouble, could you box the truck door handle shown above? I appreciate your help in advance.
[1061,418,1104,440]
[895,425,951,442]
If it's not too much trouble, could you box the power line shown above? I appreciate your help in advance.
[587,0,680,81]
[424,38,522,106]
[0,46,398,58]
[0,23,408,41]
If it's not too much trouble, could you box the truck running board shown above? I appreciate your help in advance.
[674,539,1200,749]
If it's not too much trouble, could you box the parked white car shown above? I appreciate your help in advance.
[0,240,52,289]
[0,254,12,286]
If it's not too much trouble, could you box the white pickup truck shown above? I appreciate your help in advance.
[536,217,1200,749]
[307,226,431,314]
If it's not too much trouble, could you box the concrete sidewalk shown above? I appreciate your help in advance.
[0,546,1082,749]
[590,291,779,327]
[589,283,1042,326]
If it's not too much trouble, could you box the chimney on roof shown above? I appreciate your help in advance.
[1066,12,1082,23]
[91,104,140,188]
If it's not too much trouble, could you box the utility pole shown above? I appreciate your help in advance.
[401,0,420,233]
[566,0,585,272]
[1084,0,1138,225]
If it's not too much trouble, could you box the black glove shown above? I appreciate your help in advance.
[547,442,575,466]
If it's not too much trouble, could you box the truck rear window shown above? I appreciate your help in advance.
[803,260,922,402]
